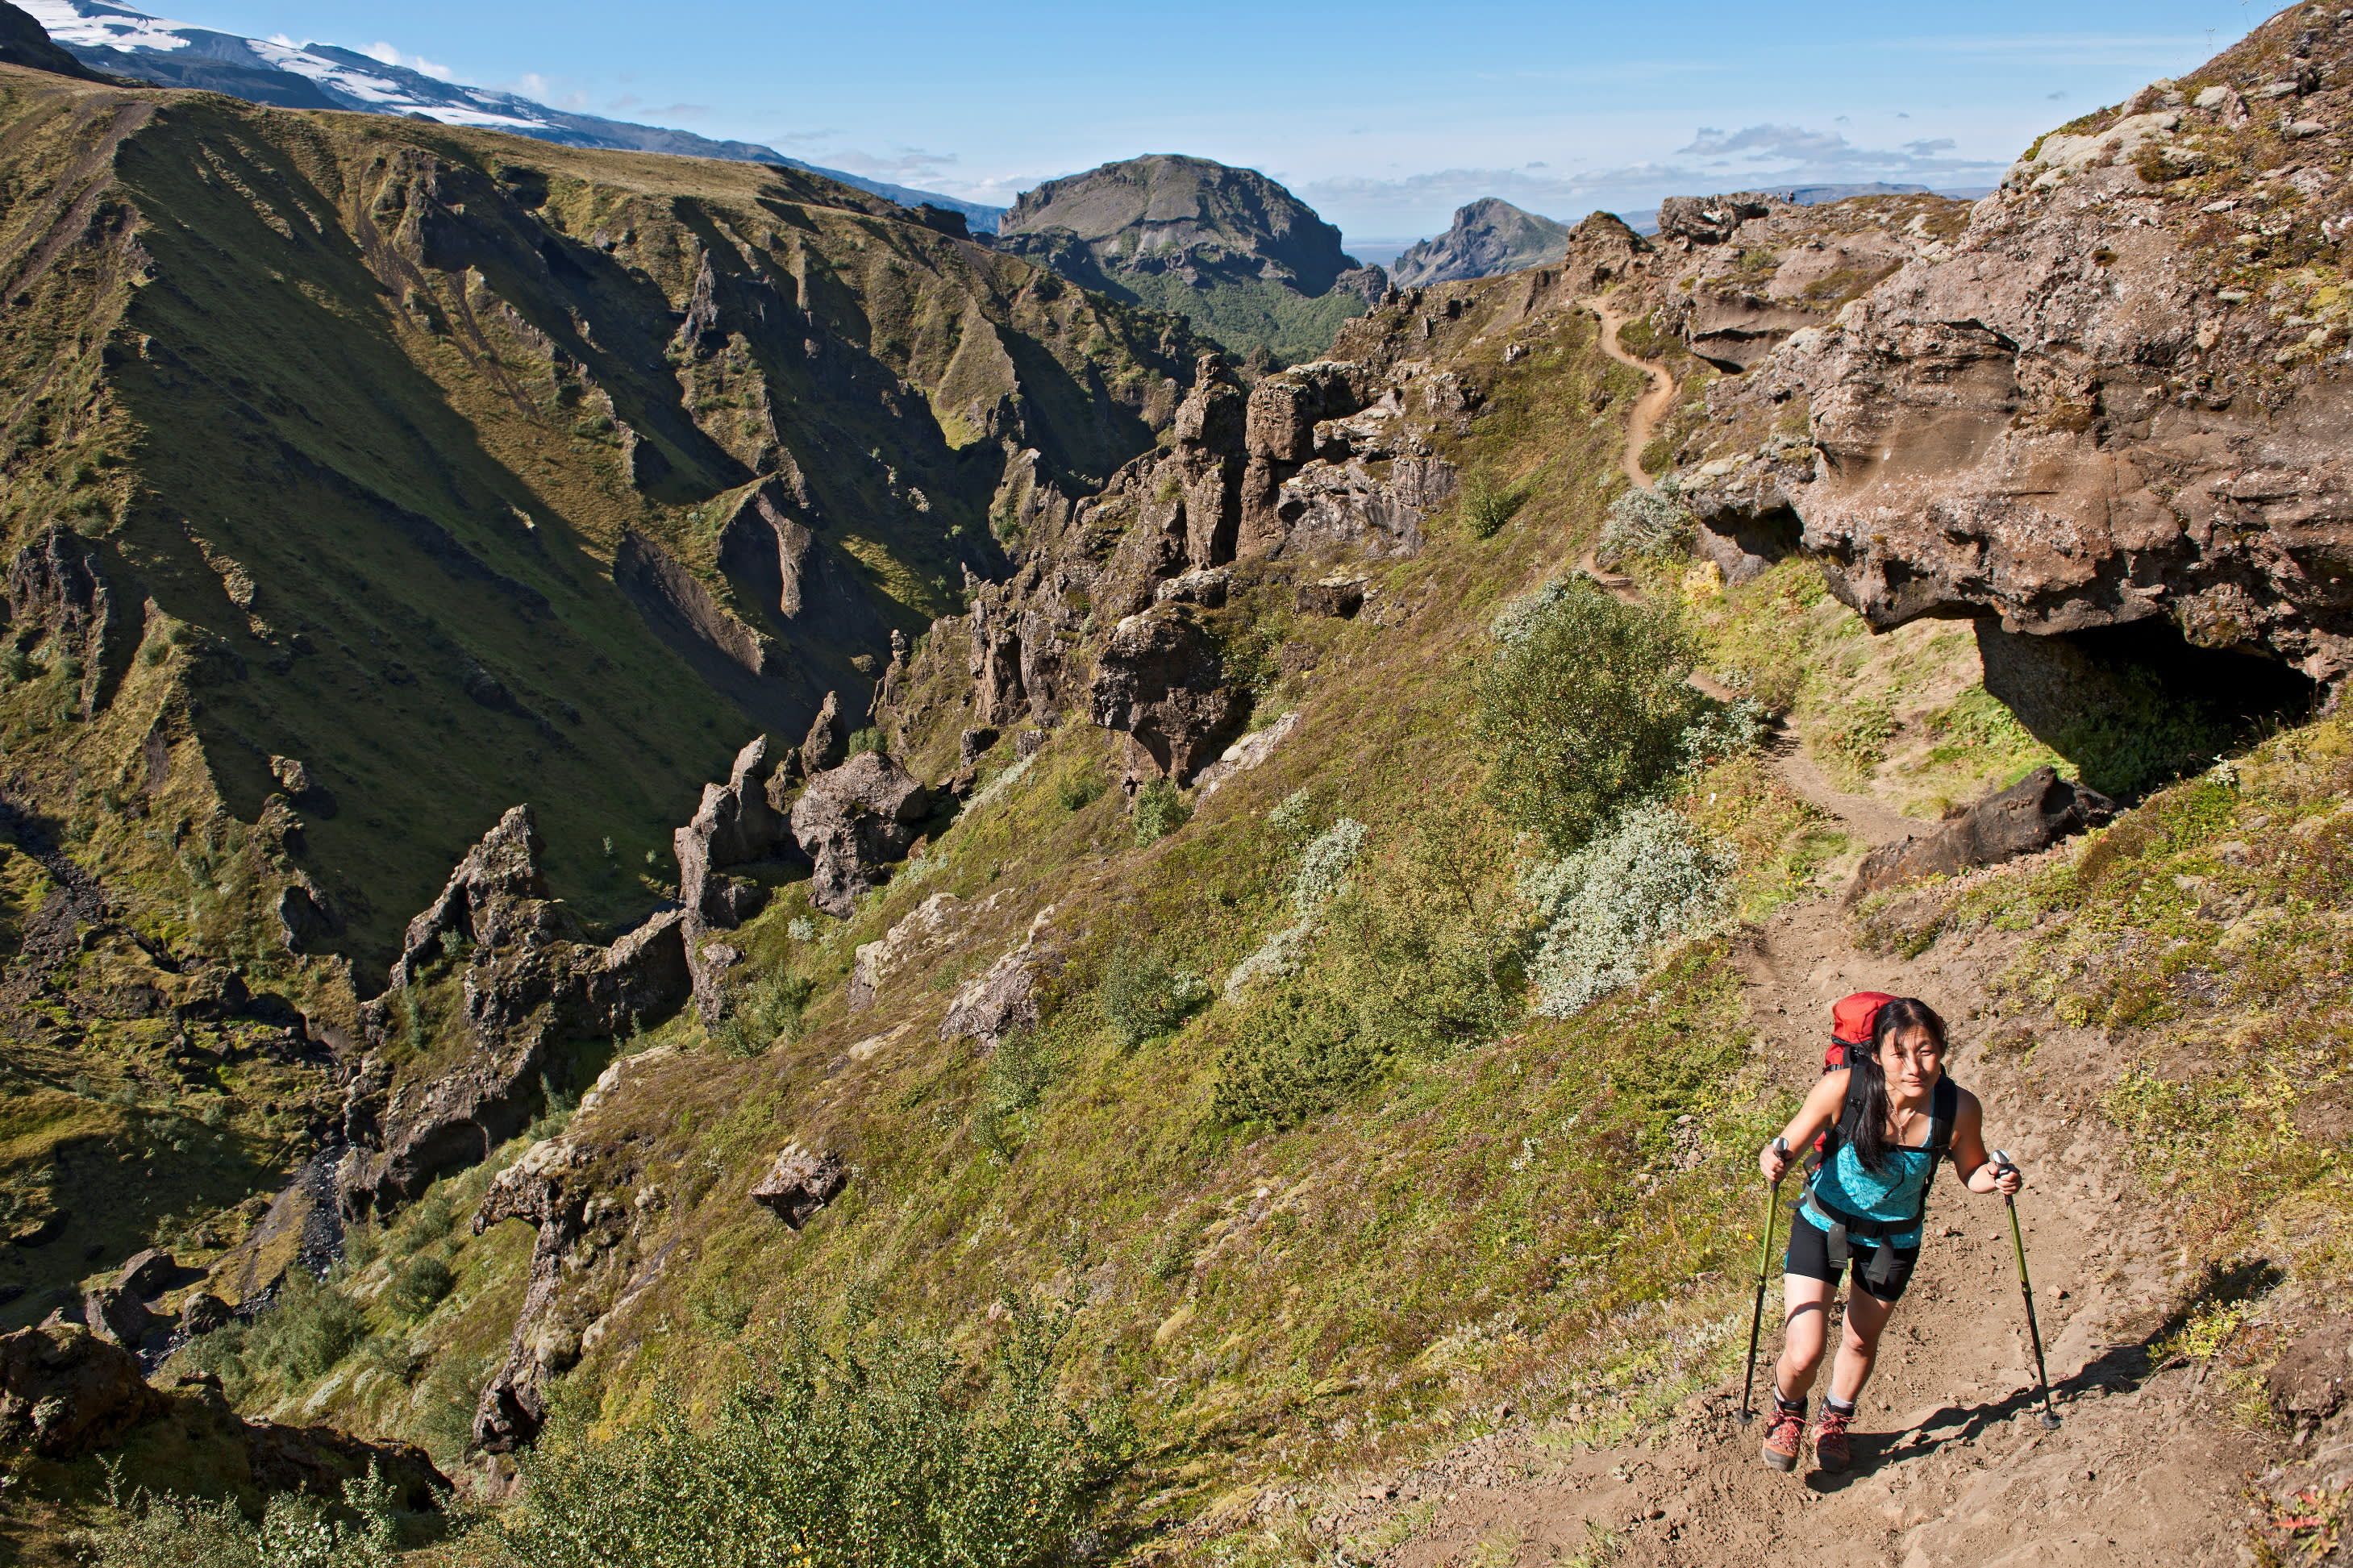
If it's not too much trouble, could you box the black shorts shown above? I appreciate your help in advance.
[1785,1212,1920,1303]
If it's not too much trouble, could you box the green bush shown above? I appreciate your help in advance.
[496,1312,1131,1568]
[1460,471,1536,539]
[711,971,817,1058]
[1212,990,1385,1128]
[1476,580,1708,851]
[1594,487,1695,568]
[389,1253,456,1318]
[1097,948,1210,1048]
[1055,772,1106,813]
[1131,779,1191,846]
[74,1469,407,1568]
[1320,805,1524,1048]
[1519,803,1735,1017]
[180,1272,366,1395]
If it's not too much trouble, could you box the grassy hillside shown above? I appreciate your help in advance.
[0,65,1201,968]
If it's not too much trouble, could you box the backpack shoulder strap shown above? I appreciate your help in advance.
[1820,1071,1871,1162]
[1926,1076,1960,1159]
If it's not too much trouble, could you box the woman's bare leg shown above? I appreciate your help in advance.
[1774,1273,1836,1403]
[1829,1284,1895,1405]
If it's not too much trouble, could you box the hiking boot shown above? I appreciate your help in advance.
[1814,1405,1855,1473]
[1760,1404,1805,1472]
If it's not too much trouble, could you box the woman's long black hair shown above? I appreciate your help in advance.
[1848,996,1949,1173]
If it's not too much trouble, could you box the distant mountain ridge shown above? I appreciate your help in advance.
[15,0,1007,228]
[996,153,1385,364]
[1389,198,1572,286]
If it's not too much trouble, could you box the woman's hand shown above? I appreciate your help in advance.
[1971,1152,2025,1196]
[1760,1138,1792,1183]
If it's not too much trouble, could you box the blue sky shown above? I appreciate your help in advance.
[182,0,2267,242]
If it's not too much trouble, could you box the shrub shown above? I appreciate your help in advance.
[1211,990,1385,1127]
[711,971,816,1058]
[1680,697,1771,770]
[74,1468,406,1568]
[1518,804,1734,1017]
[1477,580,1708,851]
[1318,804,1524,1049]
[1055,772,1106,813]
[1460,471,1536,539]
[497,1312,1131,1568]
[173,1271,365,1400]
[1098,948,1210,1048]
[1595,486,1695,568]
[1289,817,1368,913]
[1131,779,1191,846]
[389,1253,456,1318]
[248,1271,368,1383]
[974,1027,1060,1159]
[1266,787,1318,842]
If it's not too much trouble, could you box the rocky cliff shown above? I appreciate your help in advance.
[1389,197,1572,287]
[997,154,1385,364]
[1651,9,2353,769]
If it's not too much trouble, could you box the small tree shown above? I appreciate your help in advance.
[1476,580,1706,852]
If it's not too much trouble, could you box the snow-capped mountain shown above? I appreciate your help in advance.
[19,0,1003,229]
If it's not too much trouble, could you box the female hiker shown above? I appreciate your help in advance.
[1755,995,2022,1474]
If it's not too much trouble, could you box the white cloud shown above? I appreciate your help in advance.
[360,41,457,81]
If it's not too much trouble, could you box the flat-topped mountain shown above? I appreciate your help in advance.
[997,153,1385,363]
[1389,197,1573,285]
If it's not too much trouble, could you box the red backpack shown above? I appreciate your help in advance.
[1825,991,1893,1074]
[1810,991,1894,1162]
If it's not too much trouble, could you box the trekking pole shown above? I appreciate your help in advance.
[1739,1138,1788,1425]
[1992,1150,2062,1429]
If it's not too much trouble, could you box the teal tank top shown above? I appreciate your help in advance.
[1804,1141,1937,1249]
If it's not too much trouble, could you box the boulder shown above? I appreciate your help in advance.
[1086,606,1247,786]
[800,689,849,776]
[1853,767,2115,896]
[81,1286,153,1351]
[939,948,1040,1052]
[2269,1316,2353,1437]
[849,892,969,1011]
[181,1292,232,1338]
[749,1146,847,1229]
[788,752,930,918]
[241,1420,448,1513]
[1296,578,1368,618]
[0,1325,165,1458]
[674,736,790,930]
[1655,193,1790,246]
[114,1247,185,1299]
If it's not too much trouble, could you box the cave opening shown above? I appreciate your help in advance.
[1976,617,2323,801]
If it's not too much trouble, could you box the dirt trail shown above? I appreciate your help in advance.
[1568,310,1927,856]
[1585,296,1677,493]
[1328,884,2263,1566]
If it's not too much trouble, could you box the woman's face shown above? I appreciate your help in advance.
[1879,1023,1943,1099]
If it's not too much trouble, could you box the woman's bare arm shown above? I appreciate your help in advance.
[1950,1090,2023,1195]
[1760,1071,1852,1182]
